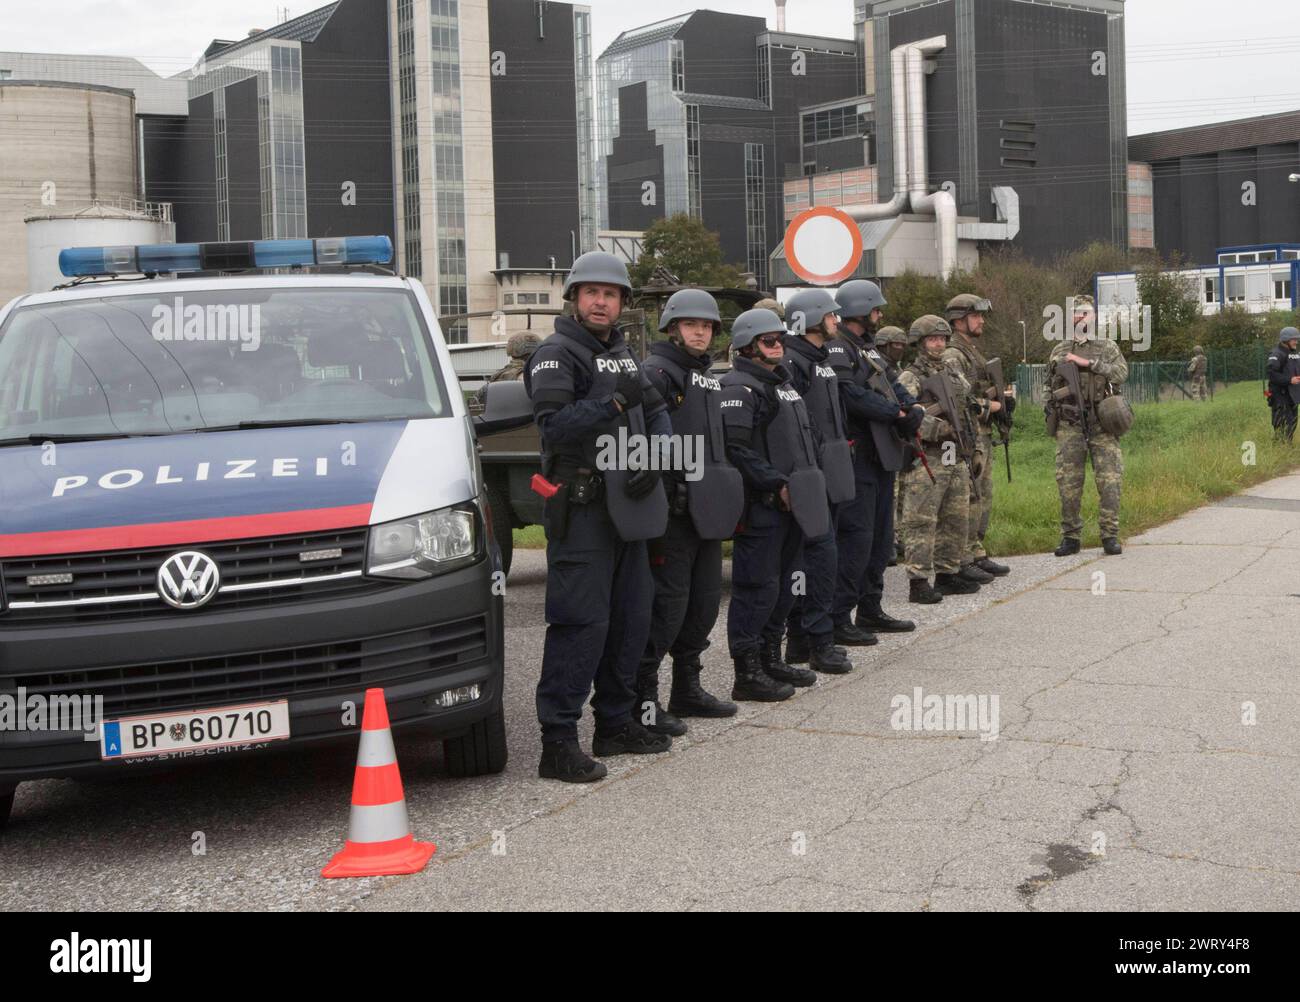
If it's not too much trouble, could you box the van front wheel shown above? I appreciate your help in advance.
[0,786,16,832]
[443,696,508,778]
[485,481,514,576]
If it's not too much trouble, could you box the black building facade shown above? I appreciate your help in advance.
[597,11,865,288]
[869,0,1128,260]
[1129,112,1300,265]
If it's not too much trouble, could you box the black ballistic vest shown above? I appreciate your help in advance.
[645,344,744,539]
[723,365,830,539]
[543,326,668,541]
[782,337,855,504]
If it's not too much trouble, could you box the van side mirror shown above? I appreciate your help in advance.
[472,379,534,435]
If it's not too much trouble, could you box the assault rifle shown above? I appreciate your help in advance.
[986,357,1013,483]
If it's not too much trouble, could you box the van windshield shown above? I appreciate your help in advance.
[0,286,450,442]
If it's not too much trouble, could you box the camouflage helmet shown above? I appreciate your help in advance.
[754,297,785,320]
[658,288,721,336]
[875,326,908,347]
[506,332,542,360]
[1072,293,1096,312]
[945,293,992,322]
[909,314,952,346]
[730,308,786,351]
[1193,345,1205,355]
[562,251,633,302]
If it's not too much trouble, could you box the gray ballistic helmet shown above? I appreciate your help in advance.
[658,288,722,336]
[730,308,786,351]
[785,288,842,334]
[507,332,542,359]
[1281,326,1300,346]
[563,251,633,303]
[835,280,888,320]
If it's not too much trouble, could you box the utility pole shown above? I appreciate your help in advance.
[1019,320,1027,363]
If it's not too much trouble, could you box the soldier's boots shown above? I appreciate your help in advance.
[856,603,916,633]
[635,695,688,737]
[539,739,608,783]
[1054,537,1081,557]
[976,557,1011,577]
[934,572,980,596]
[592,718,672,757]
[1102,537,1123,556]
[762,638,817,688]
[834,622,880,647]
[785,633,848,665]
[668,659,738,719]
[732,649,795,703]
[959,562,995,585]
[810,638,854,675]
[909,578,944,604]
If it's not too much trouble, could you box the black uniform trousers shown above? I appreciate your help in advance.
[728,499,804,656]
[1272,399,1298,442]
[537,500,653,743]
[635,511,723,695]
[833,448,895,625]
[786,502,841,643]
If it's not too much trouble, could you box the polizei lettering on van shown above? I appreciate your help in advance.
[52,458,335,498]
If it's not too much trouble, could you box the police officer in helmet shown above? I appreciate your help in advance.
[1267,326,1300,442]
[829,280,924,641]
[525,251,675,782]
[635,289,742,735]
[721,308,831,701]
[780,289,856,675]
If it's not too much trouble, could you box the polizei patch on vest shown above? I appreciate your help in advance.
[777,388,801,402]
[595,426,705,482]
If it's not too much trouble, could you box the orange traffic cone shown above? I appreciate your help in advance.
[321,688,436,878]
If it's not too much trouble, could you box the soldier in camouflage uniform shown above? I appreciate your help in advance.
[942,295,1013,582]
[875,326,911,564]
[1187,346,1208,401]
[897,317,983,603]
[476,332,542,405]
[1046,295,1129,557]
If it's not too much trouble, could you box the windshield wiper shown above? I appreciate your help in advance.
[0,432,133,447]
[195,418,370,433]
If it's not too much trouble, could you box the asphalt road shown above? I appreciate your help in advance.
[4,477,1299,911]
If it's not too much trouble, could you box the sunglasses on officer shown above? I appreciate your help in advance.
[756,334,783,348]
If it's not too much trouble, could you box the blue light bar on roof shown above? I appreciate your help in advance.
[58,236,395,277]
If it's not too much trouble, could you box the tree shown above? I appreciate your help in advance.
[1135,265,1201,357]
[629,214,746,290]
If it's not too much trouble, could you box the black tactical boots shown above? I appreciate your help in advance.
[732,649,795,702]
[539,739,608,783]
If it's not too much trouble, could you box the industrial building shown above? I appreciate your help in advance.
[597,10,866,289]
[1128,111,1300,266]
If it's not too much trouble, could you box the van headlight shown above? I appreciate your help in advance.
[366,504,479,580]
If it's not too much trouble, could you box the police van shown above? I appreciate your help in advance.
[0,237,509,828]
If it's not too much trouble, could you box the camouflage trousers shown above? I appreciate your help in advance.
[1055,423,1123,540]
[901,458,970,579]
[966,430,993,561]
[894,476,905,555]
[1190,376,1208,401]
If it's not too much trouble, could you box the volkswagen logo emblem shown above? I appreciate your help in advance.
[157,551,222,610]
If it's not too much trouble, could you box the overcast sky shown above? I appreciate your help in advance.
[2,0,1296,133]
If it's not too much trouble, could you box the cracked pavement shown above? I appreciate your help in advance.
[5,476,1300,911]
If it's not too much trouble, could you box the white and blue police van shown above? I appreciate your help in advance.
[0,236,509,827]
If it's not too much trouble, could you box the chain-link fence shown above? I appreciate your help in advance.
[1015,344,1273,405]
